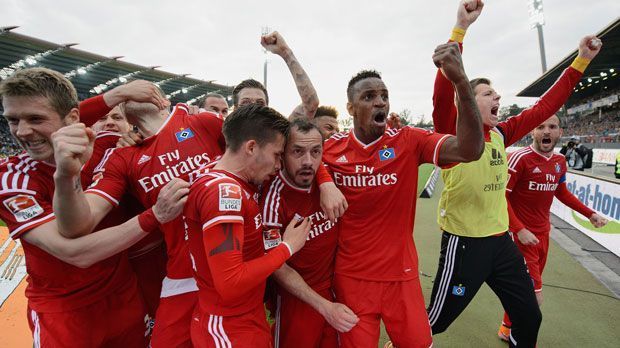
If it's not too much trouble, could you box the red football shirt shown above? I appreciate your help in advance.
[185,170,289,316]
[0,140,133,313]
[261,171,338,290]
[507,146,593,235]
[322,127,450,281]
[86,104,225,289]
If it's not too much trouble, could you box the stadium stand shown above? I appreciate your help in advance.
[0,26,234,158]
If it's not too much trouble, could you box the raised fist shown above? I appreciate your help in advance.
[52,123,95,178]
[433,42,466,83]
[456,0,484,30]
[578,35,602,61]
[261,31,291,57]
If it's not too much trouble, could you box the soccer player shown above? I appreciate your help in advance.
[322,43,485,347]
[312,105,340,139]
[0,67,176,347]
[262,119,359,348]
[52,83,225,347]
[200,92,229,118]
[91,105,132,134]
[184,104,312,347]
[426,1,602,347]
[498,114,608,340]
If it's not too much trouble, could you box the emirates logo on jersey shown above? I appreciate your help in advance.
[3,195,44,222]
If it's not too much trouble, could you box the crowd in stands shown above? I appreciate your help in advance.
[0,117,22,157]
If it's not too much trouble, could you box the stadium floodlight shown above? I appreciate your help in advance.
[587,78,592,82]
[88,66,159,94]
[166,84,201,99]
[610,69,615,73]
[527,0,547,73]
[0,47,68,80]
[154,74,189,87]
[186,93,206,105]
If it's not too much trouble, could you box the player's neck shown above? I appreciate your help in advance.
[353,126,382,145]
[213,153,252,185]
[531,143,553,158]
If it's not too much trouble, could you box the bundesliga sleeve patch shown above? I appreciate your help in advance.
[218,183,242,211]
[263,228,282,250]
[3,194,44,222]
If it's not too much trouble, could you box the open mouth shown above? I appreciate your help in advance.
[541,138,552,145]
[25,139,46,149]
[373,112,387,125]
[491,106,499,117]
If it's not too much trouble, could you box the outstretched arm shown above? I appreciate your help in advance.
[433,43,484,165]
[261,31,319,119]
[499,36,602,146]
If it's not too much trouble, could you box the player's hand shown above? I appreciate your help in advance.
[433,43,467,84]
[282,217,311,254]
[589,213,608,228]
[535,291,543,306]
[116,129,144,148]
[52,123,96,178]
[319,182,348,224]
[103,80,169,110]
[187,104,200,115]
[578,35,602,61]
[517,228,539,246]
[152,178,190,223]
[387,113,403,129]
[261,31,292,57]
[320,302,359,333]
[456,0,484,30]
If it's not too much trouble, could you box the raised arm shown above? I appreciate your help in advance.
[432,0,483,134]
[433,43,484,165]
[499,36,602,146]
[273,263,359,332]
[261,31,319,119]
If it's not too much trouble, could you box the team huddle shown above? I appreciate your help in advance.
[0,1,610,348]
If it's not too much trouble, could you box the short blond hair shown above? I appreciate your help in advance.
[0,67,78,117]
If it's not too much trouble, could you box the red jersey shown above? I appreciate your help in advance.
[261,171,338,290]
[0,137,133,313]
[507,146,593,235]
[185,170,290,316]
[86,104,225,290]
[322,127,450,281]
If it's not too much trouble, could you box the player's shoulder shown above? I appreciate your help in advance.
[507,146,534,169]
[192,171,239,193]
[0,154,47,193]
[324,131,349,147]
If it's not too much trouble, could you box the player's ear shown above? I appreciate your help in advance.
[244,139,258,156]
[346,102,354,117]
[63,108,80,125]
[558,127,563,137]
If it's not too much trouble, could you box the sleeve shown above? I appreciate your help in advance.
[407,127,452,166]
[261,178,284,228]
[81,132,121,183]
[554,181,594,218]
[506,152,523,193]
[79,95,112,127]
[84,149,129,207]
[195,179,290,301]
[0,183,55,240]
[497,61,585,147]
[431,38,463,136]
[315,163,333,184]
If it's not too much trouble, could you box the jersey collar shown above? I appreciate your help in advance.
[350,129,384,150]
[277,170,313,193]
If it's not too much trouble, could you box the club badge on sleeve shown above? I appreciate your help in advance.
[3,194,44,222]
[218,183,242,211]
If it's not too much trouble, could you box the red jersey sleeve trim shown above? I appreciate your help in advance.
[202,215,244,231]
[10,213,55,239]
[433,134,452,166]
[85,189,120,206]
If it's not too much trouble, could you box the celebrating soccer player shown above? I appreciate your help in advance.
[426,1,602,347]
[184,104,311,347]
[262,118,359,348]
[321,40,484,346]
[498,114,608,340]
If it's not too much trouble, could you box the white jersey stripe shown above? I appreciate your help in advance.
[9,213,55,238]
[508,148,533,171]
[85,189,120,206]
[31,310,41,348]
[432,134,452,166]
[202,215,244,231]
[207,315,223,348]
[217,315,232,347]
[428,234,459,325]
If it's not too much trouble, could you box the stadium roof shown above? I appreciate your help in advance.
[0,26,233,105]
[517,17,620,106]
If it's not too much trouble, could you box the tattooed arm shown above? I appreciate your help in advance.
[261,31,319,119]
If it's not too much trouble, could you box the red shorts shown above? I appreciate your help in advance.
[191,304,271,348]
[514,232,549,291]
[150,291,197,348]
[27,280,147,348]
[273,287,338,348]
[129,241,167,318]
[334,274,432,348]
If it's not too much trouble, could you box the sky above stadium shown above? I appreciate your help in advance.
[1,0,618,123]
